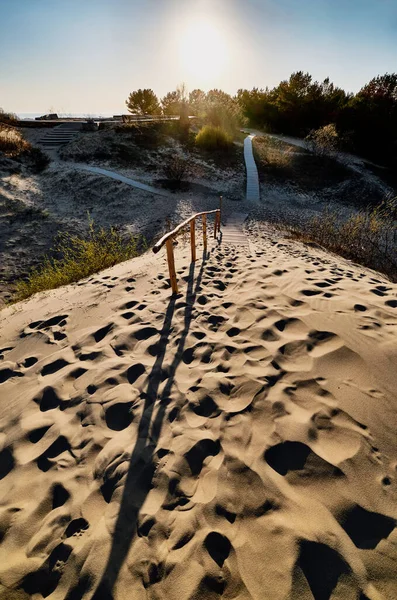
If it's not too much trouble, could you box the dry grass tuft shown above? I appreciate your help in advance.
[0,124,50,172]
[0,125,30,156]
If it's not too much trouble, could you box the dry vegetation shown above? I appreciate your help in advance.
[251,134,397,281]
[0,125,30,156]
[60,120,245,185]
[0,123,50,172]
[290,200,397,281]
[13,219,144,302]
[253,135,351,192]
[251,198,397,282]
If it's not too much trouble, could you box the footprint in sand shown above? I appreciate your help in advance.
[92,322,114,343]
[36,435,72,471]
[34,386,62,411]
[0,366,24,383]
[64,518,89,538]
[0,447,15,479]
[41,358,70,376]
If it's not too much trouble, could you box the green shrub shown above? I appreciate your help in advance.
[13,219,145,302]
[195,125,233,151]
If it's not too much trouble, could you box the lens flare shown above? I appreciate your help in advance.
[179,20,228,86]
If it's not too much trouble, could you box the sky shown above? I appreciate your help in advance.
[0,0,396,114]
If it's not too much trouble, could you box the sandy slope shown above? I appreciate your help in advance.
[0,233,397,600]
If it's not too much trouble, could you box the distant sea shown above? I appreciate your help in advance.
[17,112,122,120]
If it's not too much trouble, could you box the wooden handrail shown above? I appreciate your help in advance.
[152,204,222,295]
[152,209,220,254]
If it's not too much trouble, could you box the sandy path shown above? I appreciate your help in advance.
[0,232,396,599]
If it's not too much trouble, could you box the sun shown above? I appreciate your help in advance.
[179,20,228,85]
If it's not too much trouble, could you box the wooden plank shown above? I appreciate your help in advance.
[166,239,178,294]
[214,212,218,238]
[202,214,207,252]
[153,210,219,253]
[190,218,196,262]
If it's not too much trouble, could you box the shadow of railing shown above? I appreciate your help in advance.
[89,249,209,600]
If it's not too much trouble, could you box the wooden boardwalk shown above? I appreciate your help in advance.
[221,213,249,248]
[221,133,260,248]
[244,134,260,201]
[74,165,171,197]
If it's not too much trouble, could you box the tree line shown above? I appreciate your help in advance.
[126,85,240,133]
[126,71,397,165]
[237,71,397,165]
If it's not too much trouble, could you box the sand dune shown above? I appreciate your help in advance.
[0,234,397,599]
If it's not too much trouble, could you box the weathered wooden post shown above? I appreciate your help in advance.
[214,211,218,238]
[166,238,178,294]
[190,218,196,262]
[218,196,223,233]
[202,213,207,252]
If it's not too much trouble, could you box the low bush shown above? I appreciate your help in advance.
[305,124,340,157]
[13,219,145,302]
[195,125,233,151]
[162,156,190,187]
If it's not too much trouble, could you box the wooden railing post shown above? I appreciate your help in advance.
[166,238,178,294]
[190,218,196,262]
[214,211,218,239]
[202,214,207,252]
[218,196,222,233]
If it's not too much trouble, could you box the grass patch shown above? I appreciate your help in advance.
[274,199,397,281]
[13,219,145,302]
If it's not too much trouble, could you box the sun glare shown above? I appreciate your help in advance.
[179,20,228,86]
